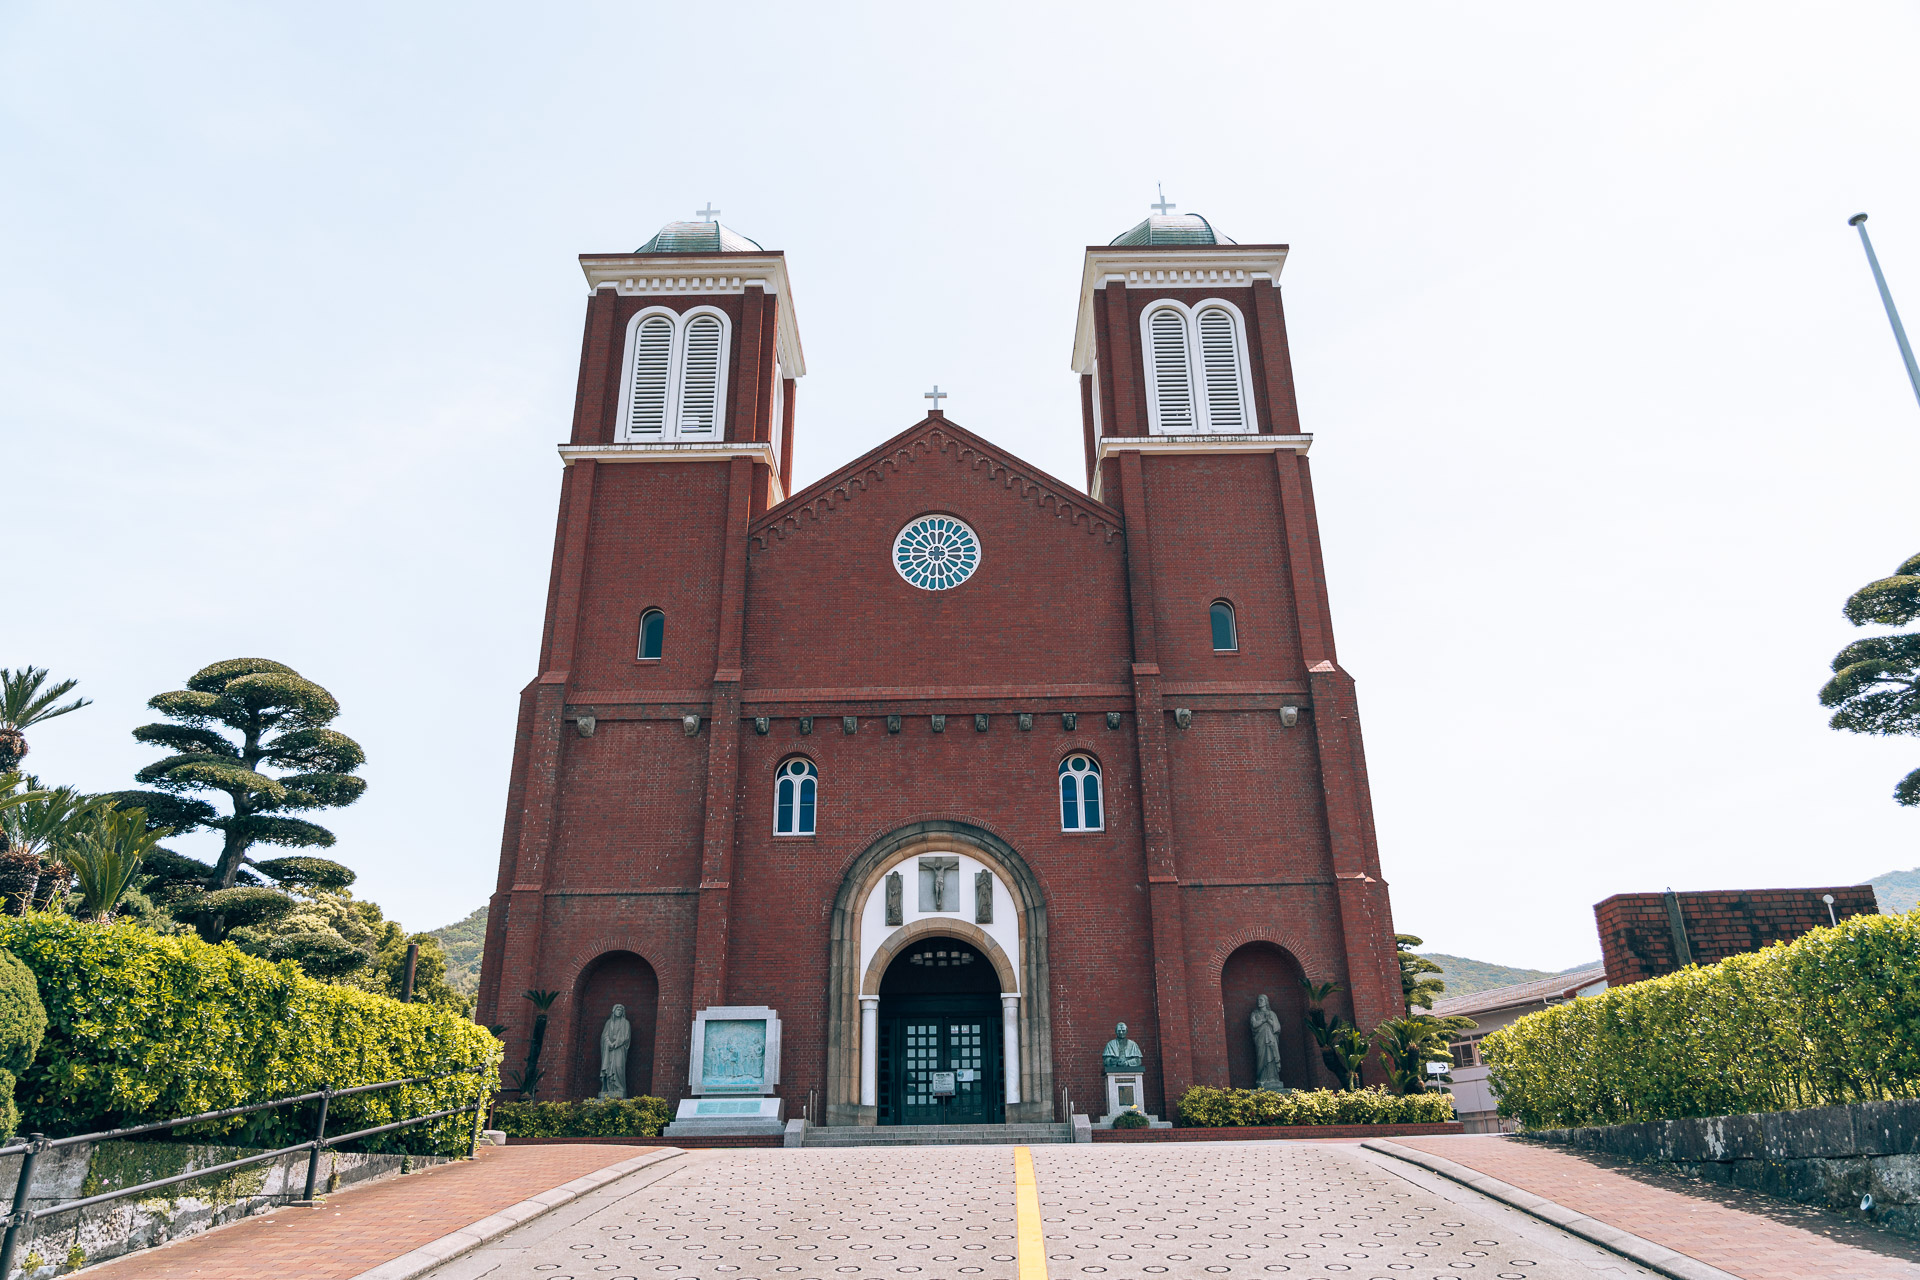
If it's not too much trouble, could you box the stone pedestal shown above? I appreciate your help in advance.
[664,1095,787,1138]
[1094,1072,1171,1129]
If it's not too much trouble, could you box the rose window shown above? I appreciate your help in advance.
[892,515,981,591]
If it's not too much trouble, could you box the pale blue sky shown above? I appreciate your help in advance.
[6,2,1920,968]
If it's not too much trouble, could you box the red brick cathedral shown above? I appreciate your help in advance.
[479,209,1404,1127]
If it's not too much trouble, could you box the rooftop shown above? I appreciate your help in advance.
[1431,964,1609,1019]
[1109,214,1235,247]
[636,220,766,254]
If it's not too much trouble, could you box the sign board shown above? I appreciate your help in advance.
[930,1071,957,1097]
[1426,1061,1450,1075]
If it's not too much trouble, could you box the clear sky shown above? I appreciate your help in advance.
[5,2,1920,970]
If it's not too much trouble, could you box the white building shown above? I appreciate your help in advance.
[1432,966,1607,1134]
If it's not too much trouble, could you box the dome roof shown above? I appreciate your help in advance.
[636,220,766,254]
[1109,214,1234,247]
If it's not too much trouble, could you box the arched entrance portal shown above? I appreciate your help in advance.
[876,938,1004,1125]
[572,951,659,1099]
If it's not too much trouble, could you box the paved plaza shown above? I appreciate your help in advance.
[418,1143,1665,1280]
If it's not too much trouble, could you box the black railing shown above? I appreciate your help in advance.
[0,1065,488,1276]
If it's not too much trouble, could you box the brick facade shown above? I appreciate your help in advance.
[479,222,1405,1124]
[1594,886,1881,986]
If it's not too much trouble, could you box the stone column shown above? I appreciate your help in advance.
[1001,994,1021,1106]
[859,997,880,1108]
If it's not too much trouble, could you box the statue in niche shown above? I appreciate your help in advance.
[975,870,993,924]
[1250,994,1284,1091]
[1102,1021,1144,1073]
[885,871,903,926]
[598,1004,632,1099]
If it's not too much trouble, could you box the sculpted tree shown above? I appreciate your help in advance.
[1395,935,1447,1011]
[1820,553,1920,804]
[111,659,366,889]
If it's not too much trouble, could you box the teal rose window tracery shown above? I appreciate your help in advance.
[893,515,981,591]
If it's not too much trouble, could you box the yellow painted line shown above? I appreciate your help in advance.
[1014,1145,1046,1280]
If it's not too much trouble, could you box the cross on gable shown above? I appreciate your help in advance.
[1151,184,1175,216]
[924,385,948,410]
[697,203,720,222]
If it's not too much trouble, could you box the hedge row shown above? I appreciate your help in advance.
[0,915,499,1152]
[1177,1086,1456,1127]
[1483,909,1920,1130]
[493,1097,671,1138]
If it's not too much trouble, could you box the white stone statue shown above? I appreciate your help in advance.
[599,1004,631,1099]
[1250,994,1284,1091]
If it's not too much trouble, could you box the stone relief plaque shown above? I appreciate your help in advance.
[886,871,904,926]
[700,1019,768,1093]
[919,856,960,911]
[975,870,993,923]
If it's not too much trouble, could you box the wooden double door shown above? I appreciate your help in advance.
[877,994,1003,1125]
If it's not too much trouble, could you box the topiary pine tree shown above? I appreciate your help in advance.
[110,659,366,889]
[1820,553,1920,805]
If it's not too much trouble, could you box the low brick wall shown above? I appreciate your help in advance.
[505,1134,783,1149]
[1525,1097,1920,1239]
[1093,1122,1464,1142]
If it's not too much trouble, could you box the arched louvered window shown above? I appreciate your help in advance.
[1146,306,1196,432]
[624,314,673,438]
[676,314,724,436]
[1197,308,1247,431]
[1139,300,1257,435]
[1210,600,1238,651]
[615,307,732,442]
[638,609,665,660]
[775,757,817,836]
[1059,755,1104,832]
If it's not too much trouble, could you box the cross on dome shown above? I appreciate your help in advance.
[1151,184,1176,216]
[696,202,720,222]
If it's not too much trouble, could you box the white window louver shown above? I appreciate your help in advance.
[676,315,724,436]
[1198,308,1246,431]
[1149,307,1195,432]
[626,315,673,438]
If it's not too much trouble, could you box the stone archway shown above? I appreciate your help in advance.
[824,820,1052,1125]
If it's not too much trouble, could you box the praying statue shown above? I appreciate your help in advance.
[1102,1021,1144,1074]
[599,1004,631,1099]
[1250,994,1284,1091]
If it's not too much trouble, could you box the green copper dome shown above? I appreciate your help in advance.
[1109,214,1234,247]
[637,220,766,254]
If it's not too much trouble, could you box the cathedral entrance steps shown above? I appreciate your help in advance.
[801,1123,1073,1147]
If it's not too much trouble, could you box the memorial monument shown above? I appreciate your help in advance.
[662,1005,788,1137]
[1095,1021,1169,1128]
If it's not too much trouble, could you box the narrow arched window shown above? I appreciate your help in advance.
[1146,306,1195,432]
[677,314,724,436]
[638,609,665,660]
[1197,307,1247,431]
[1059,755,1103,832]
[1210,600,1238,651]
[625,314,674,438]
[775,758,818,836]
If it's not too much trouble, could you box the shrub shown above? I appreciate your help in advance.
[1176,1086,1454,1127]
[1110,1109,1151,1129]
[1482,909,1920,1130]
[0,949,47,1138]
[0,913,498,1152]
[492,1096,671,1139]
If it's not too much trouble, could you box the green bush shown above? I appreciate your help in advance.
[0,949,47,1138]
[1176,1086,1455,1127]
[1110,1109,1151,1129]
[492,1096,671,1138]
[1483,909,1920,1130]
[0,913,498,1152]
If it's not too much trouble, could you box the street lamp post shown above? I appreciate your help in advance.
[1849,213,1920,410]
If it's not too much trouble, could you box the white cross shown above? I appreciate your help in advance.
[924,385,948,410]
[697,203,720,222]
[1151,184,1175,216]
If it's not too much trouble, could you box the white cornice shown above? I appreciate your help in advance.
[1071,245,1290,374]
[580,252,805,379]
[1088,433,1311,502]
[558,441,786,504]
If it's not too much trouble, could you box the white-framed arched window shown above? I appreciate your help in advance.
[775,757,818,836]
[616,305,733,442]
[1139,299,1257,436]
[1059,754,1104,832]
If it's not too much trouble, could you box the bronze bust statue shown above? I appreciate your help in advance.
[1102,1021,1144,1073]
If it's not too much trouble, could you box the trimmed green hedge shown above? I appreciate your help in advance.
[0,914,498,1151]
[0,949,46,1139]
[1177,1086,1455,1127]
[1483,909,1920,1130]
[493,1097,671,1139]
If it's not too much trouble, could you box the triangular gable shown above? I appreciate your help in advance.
[750,415,1124,550]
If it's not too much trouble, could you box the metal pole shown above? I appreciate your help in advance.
[302,1087,333,1202]
[1849,213,1920,409]
[402,942,419,1004]
[0,1135,44,1277]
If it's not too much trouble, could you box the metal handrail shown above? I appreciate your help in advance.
[0,1065,488,1275]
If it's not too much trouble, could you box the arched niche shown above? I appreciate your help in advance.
[572,950,660,1100]
[1220,941,1314,1092]
[824,820,1052,1125]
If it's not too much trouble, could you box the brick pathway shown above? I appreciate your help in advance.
[85,1145,659,1279]
[1394,1135,1920,1279]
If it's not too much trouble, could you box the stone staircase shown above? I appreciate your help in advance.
[800,1122,1075,1147]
